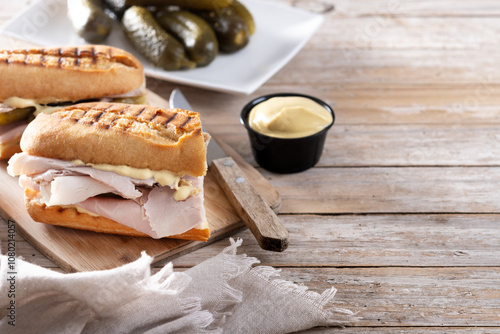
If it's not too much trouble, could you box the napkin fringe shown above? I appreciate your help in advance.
[208,238,260,327]
[249,265,354,325]
[178,298,219,332]
[146,258,220,333]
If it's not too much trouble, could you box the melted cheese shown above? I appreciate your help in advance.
[4,97,60,115]
[72,160,197,201]
[3,87,148,117]
[59,204,101,217]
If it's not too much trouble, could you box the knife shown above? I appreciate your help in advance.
[169,88,289,252]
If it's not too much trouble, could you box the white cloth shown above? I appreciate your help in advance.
[0,239,353,333]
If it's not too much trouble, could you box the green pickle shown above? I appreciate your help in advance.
[147,0,233,10]
[122,6,196,71]
[228,0,255,35]
[102,0,129,17]
[0,107,36,126]
[111,95,147,104]
[104,0,232,17]
[67,0,112,43]
[155,10,218,67]
[195,7,249,53]
[158,0,233,10]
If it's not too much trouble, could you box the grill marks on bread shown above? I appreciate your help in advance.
[55,102,201,142]
[0,45,144,103]
[0,46,139,70]
[20,102,208,175]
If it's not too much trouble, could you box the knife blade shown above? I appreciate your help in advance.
[169,88,289,252]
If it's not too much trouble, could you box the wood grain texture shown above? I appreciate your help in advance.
[278,266,500,327]
[168,214,500,268]
[267,167,500,214]
[210,158,289,252]
[2,0,500,332]
[204,123,500,166]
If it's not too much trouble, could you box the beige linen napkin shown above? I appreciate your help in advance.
[0,238,353,333]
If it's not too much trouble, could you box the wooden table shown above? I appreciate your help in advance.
[2,0,500,332]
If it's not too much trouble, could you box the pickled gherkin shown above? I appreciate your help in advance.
[228,0,255,35]
[122,6,196,71]
[104,0,233,17]
[155,10,218,67]
[110,95,148,104]
[67,0,112,43]
[103,0,131,18]
[0,107,36,126]
[195,7,249,53]
[154,0,233,10]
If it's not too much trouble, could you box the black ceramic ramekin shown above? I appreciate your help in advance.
[240,93,335,174]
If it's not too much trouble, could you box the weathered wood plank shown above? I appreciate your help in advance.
[207,124,500,167]
[146,82,500,127]
[167,214,500,268]
[268,51,500,87]
[254,0,500,17]
[330,0,500,17]
[323,84,500,125]
[263,167,500,214]
[314,18,500,50]
[279,266,500,327]
[6,213,500,269]
[3,215,500,327]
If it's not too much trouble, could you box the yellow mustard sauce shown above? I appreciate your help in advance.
[248,96,333,139]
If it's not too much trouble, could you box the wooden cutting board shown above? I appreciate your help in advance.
[0,91,281,272]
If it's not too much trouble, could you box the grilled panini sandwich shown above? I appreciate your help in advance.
[0,45,146,160]
[8,102,210,241]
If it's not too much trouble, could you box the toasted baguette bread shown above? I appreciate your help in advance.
[0,45,144,104]
[20,102,208,176]
[24,189,210,241]
[0,138,22,160]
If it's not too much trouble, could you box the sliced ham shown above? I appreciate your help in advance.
[76,190,205,239]
[76,197,156,236]
[9,153,153,198]
[8,152,76,175]
[8,153,206,238]
[144,178,205,237]
[66,167,146,198]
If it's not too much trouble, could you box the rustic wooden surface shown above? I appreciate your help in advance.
[2,0,500,332]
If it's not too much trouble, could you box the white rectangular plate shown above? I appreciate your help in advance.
[1,0,323,94]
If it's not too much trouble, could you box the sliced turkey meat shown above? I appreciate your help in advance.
[8,153,206,238]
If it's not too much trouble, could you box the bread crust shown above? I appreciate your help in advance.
[0,45,144,103]
[24,189,210,241]
[0,138,22,160]
[21,102,208,176]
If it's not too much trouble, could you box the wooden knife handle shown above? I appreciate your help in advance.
[215,138,281,213]
[209,158,289,252]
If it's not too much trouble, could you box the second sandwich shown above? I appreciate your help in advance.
[0,45,146,160]
[8,102,210,241]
